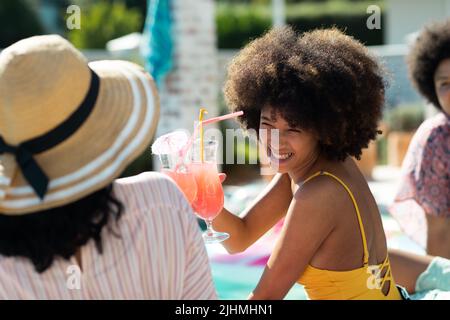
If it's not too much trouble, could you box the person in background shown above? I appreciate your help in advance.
[0,35,216,299]
[389,20,450,259]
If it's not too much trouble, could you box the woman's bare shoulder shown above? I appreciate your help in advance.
[292,173,354,224]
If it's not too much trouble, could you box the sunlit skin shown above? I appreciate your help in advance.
[259,109,320,180]
[434,58,450,116]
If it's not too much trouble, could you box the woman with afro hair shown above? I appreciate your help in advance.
[212,26,450,300]
[211,26,411,300]
[389,20,450,259]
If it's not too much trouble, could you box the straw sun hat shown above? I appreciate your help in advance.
[0,35,160,215]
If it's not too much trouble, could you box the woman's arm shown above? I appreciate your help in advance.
[426,215,450,259]
[249,177,337,299]
[212,173,293,254]
[388,248,434,294]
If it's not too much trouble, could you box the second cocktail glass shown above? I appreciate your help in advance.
[152,131,198,204]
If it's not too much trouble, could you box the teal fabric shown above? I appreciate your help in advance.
[411,257,450,300]
[140,0,173,87]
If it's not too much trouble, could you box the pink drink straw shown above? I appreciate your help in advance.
[175,111,244,170]
[201,111,244,125]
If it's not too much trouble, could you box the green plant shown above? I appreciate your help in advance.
[216,0,385,48]
[377,136,387,165]
[67,1,142,49]
[0,0,45,48]
[385,104,425,132]
[120,148,153,178]
[216,5,271,49]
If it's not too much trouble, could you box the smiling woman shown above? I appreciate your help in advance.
[210,26,412,300]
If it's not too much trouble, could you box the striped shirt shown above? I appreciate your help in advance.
[0,172,217,299]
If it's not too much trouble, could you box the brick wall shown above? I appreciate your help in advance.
[156,0,219,141]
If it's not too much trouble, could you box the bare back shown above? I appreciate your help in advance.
[292,157,388,271]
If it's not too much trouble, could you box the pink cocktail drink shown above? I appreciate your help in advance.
[189,162,224,220]
[161,169,197,204]
[190,138,229,243]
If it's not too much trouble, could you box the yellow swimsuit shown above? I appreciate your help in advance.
[297,171,402,300]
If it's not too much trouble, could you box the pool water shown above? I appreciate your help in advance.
[210,259,307,300]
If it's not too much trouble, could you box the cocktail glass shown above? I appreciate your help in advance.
[190,139,229,244]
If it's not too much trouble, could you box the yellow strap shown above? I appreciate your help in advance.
[300,171,323,186]
[301,171,370,266]
[379,268,392,288]
[377,256,392,288]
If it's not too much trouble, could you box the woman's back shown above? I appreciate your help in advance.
[305,157,388,271]
[296,158,401,299]
[0,172,217,300]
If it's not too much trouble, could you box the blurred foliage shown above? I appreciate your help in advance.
[2,0,386,50]
[377,136,387,165]
[0,0,45,48]
[71,0,146,29]
[121,0,147,14]
[216,0,379,3]
[385,104,425,132]
[218,109,261,184]
[67,1,142,49]
[0,0,146,49]
[233,136,259,165]
[120,147,154,178]
[216,0,385,48]
[217,6,271,49]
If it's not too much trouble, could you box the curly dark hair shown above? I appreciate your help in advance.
[0,184,124,273]
[224,26,386,161]
[407,19,450,111]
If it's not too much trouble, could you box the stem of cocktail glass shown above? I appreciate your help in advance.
[205,219,215,237]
